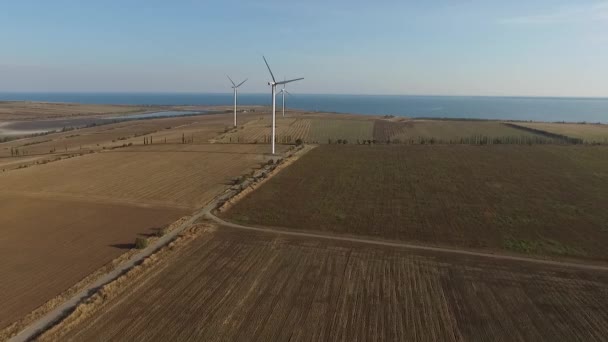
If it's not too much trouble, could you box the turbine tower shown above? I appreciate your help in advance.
[277,80,292,118]
[227,75,247,127]
[263,56,303,154]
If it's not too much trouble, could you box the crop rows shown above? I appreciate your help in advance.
[46,228,608,341]
[0,144,271,209]
[218,117,311,144]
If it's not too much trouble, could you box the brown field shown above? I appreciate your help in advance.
[0,143,281,331]
[43,227,608,341]
[0,144,281,209]
[0,101,151,121]
[224,144,608,261]
[515,122,608,143]
[373,119,541,142]
[0,194,187,330]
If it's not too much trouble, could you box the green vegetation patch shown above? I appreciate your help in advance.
[503,238,586,257]
[307,118,374,143]
[223,144,608,261]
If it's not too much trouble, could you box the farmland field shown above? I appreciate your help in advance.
[42,227,608,341]
[514,122,608,143]
[224,145,608,261]
[207,114,554,146]
[217,114,377,144]
[0,143,281,331]
[308,117,374,143]
[217,115,310,144]
[0,193,188,330]
[0,144,278,209]
[373,119,541,143]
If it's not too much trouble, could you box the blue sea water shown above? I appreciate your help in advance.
[1,93,607,123]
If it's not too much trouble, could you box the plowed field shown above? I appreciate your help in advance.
[44,227,608,341]
[0,194,188,330]
[0,144,279,331]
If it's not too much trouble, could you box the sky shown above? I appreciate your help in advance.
[0,0,607,97]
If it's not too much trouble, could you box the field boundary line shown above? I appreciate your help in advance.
[206,214,608,272]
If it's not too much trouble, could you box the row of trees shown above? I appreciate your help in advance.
[218,133,600,146]
[503,123,584,144]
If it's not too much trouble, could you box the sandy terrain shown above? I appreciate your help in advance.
[0,101,153,121]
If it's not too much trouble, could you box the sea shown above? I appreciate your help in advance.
[1,93,607,123]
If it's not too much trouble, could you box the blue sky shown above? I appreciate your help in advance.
[0,1,607,96]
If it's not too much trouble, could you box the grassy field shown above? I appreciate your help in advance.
[307,118,375,143]
[224,145,608,261]
[0,144,281,331]
[216,115,552,146]
[41,227,608,341]
[514,122,608,143]
[373,119,541,143]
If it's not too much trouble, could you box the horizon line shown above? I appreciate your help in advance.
[0,91,607,101]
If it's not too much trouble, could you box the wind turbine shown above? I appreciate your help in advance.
[277,79,292,118]
[263,56,303,154]
[227,75,247,127]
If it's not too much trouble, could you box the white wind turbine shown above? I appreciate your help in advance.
[227,75,247,127]
[263,56,303,154]
[277,79,292,118]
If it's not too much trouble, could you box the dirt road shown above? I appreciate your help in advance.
[206,211,608,272]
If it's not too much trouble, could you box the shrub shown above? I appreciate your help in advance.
[135,237,149,249]
[342,139,348,144]
[295,138,303,146]
[267,159,275,165]
[155,227,170,237]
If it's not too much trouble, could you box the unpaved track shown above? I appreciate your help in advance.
[207,212,608,272]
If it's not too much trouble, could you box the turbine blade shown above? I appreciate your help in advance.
[226,75,236,87]
[285,90,292,96]
[236,79,248,88]
[276,77,304,85]
[262,56,276,83]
